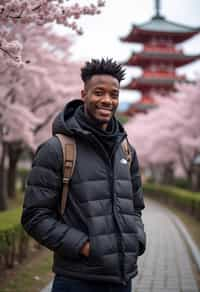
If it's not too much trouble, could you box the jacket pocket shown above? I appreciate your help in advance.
[83,236,102,266]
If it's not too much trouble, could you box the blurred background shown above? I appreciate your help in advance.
[0,1,200,291]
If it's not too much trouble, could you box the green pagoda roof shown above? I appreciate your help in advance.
[129,102,157,111]
[121,15,200,43]
[124,77,181,90]
[136,15,200,34]
[135,77,175,84]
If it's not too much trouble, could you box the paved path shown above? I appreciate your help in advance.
[41,199,200,292]
[134,199,199,292]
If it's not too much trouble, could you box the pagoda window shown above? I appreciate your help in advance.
[166,38,173,46]
[145,38,176,53]
[149,64,157,72]
[163,37,174,47]
[149,37,157,45]
[168,64,174,72]
[149,89,155,95]
[159,63,166,71]
[159,38,173,48]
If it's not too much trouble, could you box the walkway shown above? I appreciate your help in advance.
[133,199,199,292]
[41,199,200,292]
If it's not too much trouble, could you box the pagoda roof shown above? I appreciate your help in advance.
[128,103,156,112]
[121,15,200,43]
[125,96,157,114]
[125,51,200,67]
[131,102,156,110]
[124,77,177,90]
[137,15,199,33]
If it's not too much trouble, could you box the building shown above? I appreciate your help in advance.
[121,0,200,116]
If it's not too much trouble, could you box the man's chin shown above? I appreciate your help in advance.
[87,111,113,127]
[96,116,111,124]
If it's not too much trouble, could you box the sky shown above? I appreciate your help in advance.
[65,0,200,103]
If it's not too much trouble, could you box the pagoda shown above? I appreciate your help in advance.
[121,0,200,116]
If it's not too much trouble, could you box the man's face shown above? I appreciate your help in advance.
[81,74,120,129]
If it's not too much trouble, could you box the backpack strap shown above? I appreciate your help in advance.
[122,138,132,169]
[56,134,76,216]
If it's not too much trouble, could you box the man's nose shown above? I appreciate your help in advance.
[102,94,112,105]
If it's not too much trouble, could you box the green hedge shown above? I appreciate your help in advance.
[0,207,29,268]
[144,183,200,220]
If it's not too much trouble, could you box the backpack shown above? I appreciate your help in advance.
[56,134,132,215]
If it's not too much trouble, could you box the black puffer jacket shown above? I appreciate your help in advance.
[21,100,146,285]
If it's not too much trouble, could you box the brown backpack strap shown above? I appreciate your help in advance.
[122,138,132,169]
[56,134,76,216]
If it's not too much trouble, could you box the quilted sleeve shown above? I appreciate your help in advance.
[21,137,88,259]
[130,145,146,256]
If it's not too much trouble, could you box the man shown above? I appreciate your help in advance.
[21,58,146,292]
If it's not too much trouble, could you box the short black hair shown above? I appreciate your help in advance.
[81,58,126,84]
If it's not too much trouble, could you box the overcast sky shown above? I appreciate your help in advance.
[66,0,200,102]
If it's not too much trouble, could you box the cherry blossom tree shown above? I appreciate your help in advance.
[0,0,104,65]
[0,24,82,209]
[125,80,200,186]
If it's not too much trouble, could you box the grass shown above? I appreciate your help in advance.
[0,186,54,292]
[7,189,24,210]
[0,247,53,292]
[0,207,21,230]
[0,182,54,292]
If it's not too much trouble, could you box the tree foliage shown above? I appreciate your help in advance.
[125,80,200,185]
[0,0,104,65]
[0,0,105,208]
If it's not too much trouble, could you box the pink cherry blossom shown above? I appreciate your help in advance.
[125,80,200,182]
[0,0,105,64]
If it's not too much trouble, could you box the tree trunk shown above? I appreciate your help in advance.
[7,144,22,199]
[162,163,174,185]
[149,164,157,183]
[0,143,8,211]
[186,169,193,190]
[190,167,200,192]
[196,170,200,191]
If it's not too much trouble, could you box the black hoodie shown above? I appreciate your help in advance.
[21,99,146,285]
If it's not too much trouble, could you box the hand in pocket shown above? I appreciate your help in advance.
[80,241,90,257]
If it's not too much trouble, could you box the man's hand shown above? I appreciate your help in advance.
[80,241,90,257]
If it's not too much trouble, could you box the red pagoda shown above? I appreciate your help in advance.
[121,0,200,116]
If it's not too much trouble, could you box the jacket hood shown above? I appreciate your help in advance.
[52,99,126,139]
[52,99,84,136]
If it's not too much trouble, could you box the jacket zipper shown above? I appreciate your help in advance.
[107,144,127,285]
[84,133,127,284]
[109,136,127,284]
[109,170,126,284]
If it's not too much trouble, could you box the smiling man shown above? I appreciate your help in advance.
[81,71,120,129]
[21,58,146,292]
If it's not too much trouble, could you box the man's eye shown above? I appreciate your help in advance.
[95,91,103,96]
[111,93,119,99]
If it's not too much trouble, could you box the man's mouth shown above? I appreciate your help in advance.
[97,106,112,112]
[96,107,113,116]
